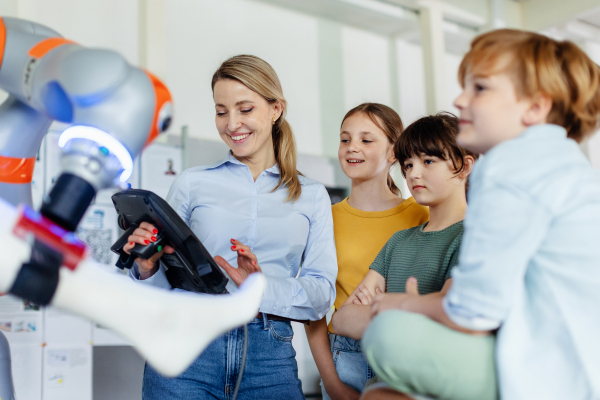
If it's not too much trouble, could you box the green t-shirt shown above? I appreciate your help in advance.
[370,221,463,294]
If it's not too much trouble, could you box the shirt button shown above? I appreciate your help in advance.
[252,192,257,197]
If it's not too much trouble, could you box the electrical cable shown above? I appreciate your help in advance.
[231,323,248,400]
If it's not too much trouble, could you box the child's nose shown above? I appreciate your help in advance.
[347,140,359,152]
[453,90,467,109]
[408,165,422,179]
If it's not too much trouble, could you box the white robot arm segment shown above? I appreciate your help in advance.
[0,196,266,377]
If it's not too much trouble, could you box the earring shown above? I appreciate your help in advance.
[272,118,277,125]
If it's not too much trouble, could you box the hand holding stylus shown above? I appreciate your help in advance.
[123,222,175,279]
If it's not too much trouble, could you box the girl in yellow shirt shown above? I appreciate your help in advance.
[305,103,429,400]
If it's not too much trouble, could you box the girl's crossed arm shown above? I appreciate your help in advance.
[331,270,386,340]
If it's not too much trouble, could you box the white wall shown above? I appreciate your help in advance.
[588,132,600,169]
[164,0,322,155]
[396,40,427,125]
[581,41,600,169]
[341,26,392,110]
[394,40,463,125]
[443,53,463,115]
[16,0,139,65]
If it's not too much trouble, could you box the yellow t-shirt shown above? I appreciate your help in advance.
[328,197,429,333]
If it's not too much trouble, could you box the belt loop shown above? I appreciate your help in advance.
[262,312,268,329]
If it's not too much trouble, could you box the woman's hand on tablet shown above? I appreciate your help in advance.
[214,239,262,286]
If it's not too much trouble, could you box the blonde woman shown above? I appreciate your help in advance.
[126,55,337,399]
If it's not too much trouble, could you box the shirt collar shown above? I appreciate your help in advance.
[519,124,567,141]
[206,151,281,175]
[484,124,567,161]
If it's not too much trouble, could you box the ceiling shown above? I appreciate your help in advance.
[541,6,600,46]
[255,0,600,54]
[256,0,482,54]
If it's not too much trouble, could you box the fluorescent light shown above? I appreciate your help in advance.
[58,125,133,182]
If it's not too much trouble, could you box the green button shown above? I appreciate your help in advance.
[157,245,163,252]
[99,147,109,155]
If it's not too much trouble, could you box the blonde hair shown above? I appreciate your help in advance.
[458,29,600,142]
[341,103,404,196]
[212,55,301,202]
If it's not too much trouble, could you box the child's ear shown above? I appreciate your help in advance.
[387,145,396,164]
[522,93,552,126]
[458,155,475,181]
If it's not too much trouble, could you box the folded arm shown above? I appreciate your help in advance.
[331,270,385,340]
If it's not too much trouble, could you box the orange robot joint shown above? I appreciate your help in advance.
[28,37,76,59]
[0,18,6,69]
[0,156,36,184]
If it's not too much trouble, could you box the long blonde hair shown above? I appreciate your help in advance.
[459,29,600,142]
[212,55,301,202]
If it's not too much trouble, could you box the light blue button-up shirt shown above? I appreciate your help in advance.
[443,124,600,400]
[130,153,337,321]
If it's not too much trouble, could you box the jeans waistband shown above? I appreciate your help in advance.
[253,312,309,325]
[329,333,363,352]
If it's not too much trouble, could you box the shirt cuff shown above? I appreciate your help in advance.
[259,275,292,317]
[442,296,501,331]
[259,275,330,321]
[128,262,172,290]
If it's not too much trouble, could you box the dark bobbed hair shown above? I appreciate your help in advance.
[395,112,479,191]
[341,103,404,195]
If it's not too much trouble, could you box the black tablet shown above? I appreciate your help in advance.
[110,189,229,294]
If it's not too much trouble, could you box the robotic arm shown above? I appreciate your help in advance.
[0,16,172,229]
[0,17,265,390]
[0,14,175,312]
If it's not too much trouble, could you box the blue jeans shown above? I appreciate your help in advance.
[143,315,304,400]
[321,333,376,400]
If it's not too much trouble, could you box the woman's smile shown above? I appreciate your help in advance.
[230,132,253,143]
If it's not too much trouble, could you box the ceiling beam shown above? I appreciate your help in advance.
[521,0,600,31]
[420,1,447,113]
[254,0,481,54]
[381,0,486,28]
[253,0,419,36]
